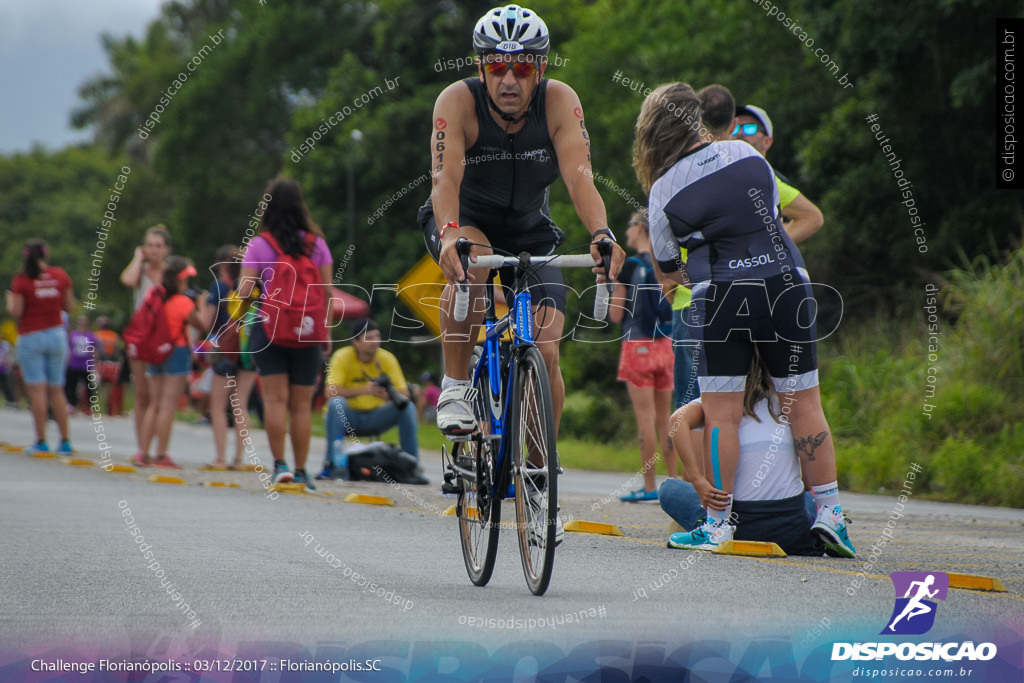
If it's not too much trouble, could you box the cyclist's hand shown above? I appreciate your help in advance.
[607,239,625,281]
[589,237,625,283]
[693,476,730,511]
[439,238,475,284]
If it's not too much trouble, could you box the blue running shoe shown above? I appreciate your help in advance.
[315,462,334,480]
[56,440,74,455]
[620,487,658,503]
[273,460,294,484]
[294,469,315,492]
[667,518,735,550]
[812,505,856,558]
[24,441,50,456]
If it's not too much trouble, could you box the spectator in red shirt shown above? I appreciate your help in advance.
[136,256,203,468]
[5,239,76,455]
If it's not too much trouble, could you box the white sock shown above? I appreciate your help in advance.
[706,499,733,527]
[812,481,841,511]
[441,375,470,392]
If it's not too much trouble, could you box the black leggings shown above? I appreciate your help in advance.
[65,368,95,408]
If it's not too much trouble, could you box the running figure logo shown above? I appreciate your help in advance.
[881,571,949,635]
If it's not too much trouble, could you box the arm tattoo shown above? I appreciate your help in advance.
[795,431,829,461]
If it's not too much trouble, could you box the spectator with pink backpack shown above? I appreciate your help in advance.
[123,255,203,467]
[237,177,333,492]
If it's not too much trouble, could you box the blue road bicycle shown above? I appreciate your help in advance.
[441,238,612,596]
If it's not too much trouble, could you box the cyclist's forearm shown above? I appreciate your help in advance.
[431,165,463,228]
[568,182,610,236]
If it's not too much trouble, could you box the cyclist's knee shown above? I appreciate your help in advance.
[537,340,560,366]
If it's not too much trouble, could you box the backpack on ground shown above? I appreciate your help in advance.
[123,286,177,365]
[346,442,430,485]
[258,232,327,347]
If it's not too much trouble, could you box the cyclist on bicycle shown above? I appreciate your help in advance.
[417,3,625,437]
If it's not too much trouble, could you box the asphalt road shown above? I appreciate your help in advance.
[2,408,1022,680]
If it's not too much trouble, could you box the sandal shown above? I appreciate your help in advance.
[152,454,183,469]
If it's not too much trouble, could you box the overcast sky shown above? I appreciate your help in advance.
[0,0,164,154]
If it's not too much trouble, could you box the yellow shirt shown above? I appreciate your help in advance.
[671,248,691,311]
[326,346,408,412]
[777,179,800,210]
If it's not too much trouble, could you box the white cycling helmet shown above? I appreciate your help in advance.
[473,5,550,57]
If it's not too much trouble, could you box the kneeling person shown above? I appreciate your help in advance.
[317,318,418,480]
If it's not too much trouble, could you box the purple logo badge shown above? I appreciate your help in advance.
[881,571,949,635]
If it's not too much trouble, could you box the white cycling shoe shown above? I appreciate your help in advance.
[436,384,478,435]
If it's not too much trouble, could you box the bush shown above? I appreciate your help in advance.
[560,390,632,443]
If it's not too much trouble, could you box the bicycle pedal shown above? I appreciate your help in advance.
[441,480,463,495]
[441,467,463,495]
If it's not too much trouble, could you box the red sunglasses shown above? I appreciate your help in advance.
[483,61,538,78]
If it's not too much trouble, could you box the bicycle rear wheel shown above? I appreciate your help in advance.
[511,345,558,596]
[456,346,501,586]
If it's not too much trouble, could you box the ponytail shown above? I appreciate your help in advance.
[161,255,192,300]
[22,239,48,279]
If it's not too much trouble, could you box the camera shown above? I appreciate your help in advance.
[372,374,410,410]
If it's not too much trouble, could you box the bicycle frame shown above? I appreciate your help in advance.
[447,238,612,594]
[471,269,536,498]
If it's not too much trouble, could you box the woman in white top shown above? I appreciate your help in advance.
[119,225,171,459]
[660,349,823,556]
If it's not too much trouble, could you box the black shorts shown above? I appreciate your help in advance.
[688,272,819,393]
[248,322,322,386]
[419,205,568,314]
[734,494,824,557]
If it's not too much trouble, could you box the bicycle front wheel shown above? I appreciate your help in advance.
[456,346,501,586]
[511,345,558,596]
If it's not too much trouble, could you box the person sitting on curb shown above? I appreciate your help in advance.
[660,349,831,556]
[316,318,418,480]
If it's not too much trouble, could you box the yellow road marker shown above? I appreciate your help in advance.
[443,505,489,520]
[947,572,1008,592]
[148,474,186,485]
[108,464,137,473]
[199,465,229,472]
[32,451,59,459]
[270,482,309,494]
[343,493,395,506]
[713,540,787,557]
[203,481,240,488]
[64,458,93,467]
[565,520,624,536]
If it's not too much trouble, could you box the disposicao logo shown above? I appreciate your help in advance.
[882,571,948,635]
[831,571,997,662]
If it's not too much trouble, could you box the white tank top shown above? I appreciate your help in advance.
[695,397,804,501]
[133,272,157,311]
